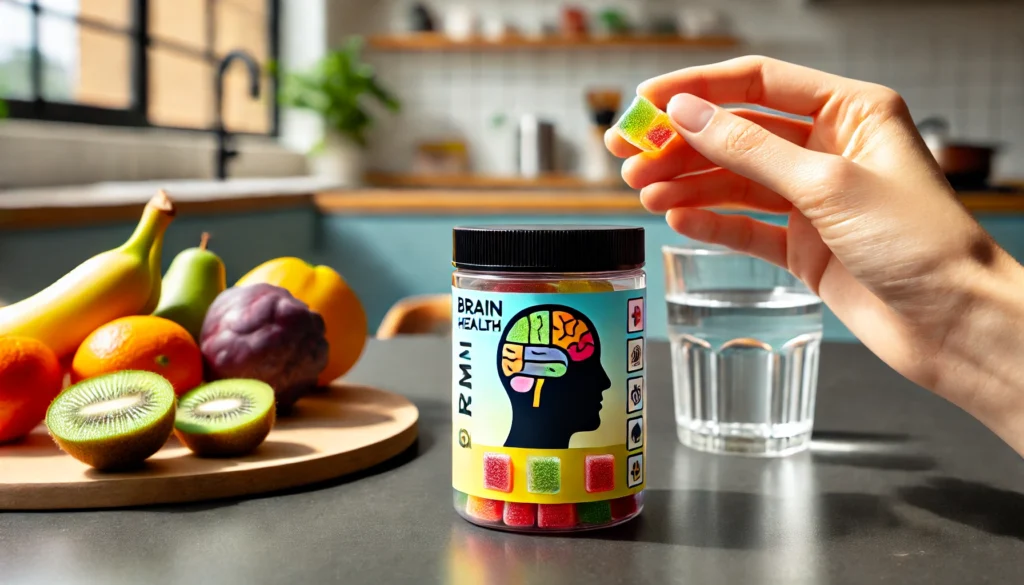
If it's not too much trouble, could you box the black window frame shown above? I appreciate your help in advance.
[0,0,280,137]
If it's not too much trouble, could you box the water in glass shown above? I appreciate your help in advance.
[668,287,823,456]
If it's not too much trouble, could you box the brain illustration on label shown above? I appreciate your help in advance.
[501,310,597,406]
[498,305,611,449]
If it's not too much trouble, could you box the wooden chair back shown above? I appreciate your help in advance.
[376,294,452,339]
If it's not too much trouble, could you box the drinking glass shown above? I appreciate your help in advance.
[663,245,823,457]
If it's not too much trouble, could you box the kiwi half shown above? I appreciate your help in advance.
[174,379,276,457]
[46,370,176,471]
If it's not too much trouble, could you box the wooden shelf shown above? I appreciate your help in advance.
[0,194,314,230]
[315,189,646,215]
[367,33,741,52]
[5,187,1024,230]
[315,189,1024,216]
[364,172,625,190]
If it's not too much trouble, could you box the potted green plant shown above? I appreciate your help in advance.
[276,37,400,185]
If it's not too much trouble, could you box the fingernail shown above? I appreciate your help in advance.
[667,94,714,133]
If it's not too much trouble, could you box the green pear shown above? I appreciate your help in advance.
[153,233,227,340]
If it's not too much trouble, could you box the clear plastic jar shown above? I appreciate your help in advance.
[451,225,647,533]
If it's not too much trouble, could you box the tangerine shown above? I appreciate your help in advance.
[0,336,64,443]
[71,316,203,396]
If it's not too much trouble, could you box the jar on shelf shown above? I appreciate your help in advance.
[451,225,647,532]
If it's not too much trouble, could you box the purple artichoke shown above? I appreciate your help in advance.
[200,283,329,411]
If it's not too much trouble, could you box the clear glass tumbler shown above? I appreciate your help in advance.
[663,245,823,457]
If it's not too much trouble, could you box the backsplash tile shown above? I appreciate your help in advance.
[2,0,1019,189]
[0,121,308,189]
[363,0,1024,181]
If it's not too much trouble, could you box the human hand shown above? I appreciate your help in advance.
[608,56,1024,453]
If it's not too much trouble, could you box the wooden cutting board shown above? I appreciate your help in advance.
[0,383,419,510]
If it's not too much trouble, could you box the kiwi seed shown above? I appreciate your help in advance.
[45,370,176,471]
[174,379,276,457]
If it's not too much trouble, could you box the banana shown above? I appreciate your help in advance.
[0,191,177,359]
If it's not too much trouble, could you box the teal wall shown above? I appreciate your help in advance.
[316,213,859,341]
[3,207,1023,344]
[316,211,1024,343]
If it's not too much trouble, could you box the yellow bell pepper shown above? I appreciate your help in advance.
[237,257,367,386]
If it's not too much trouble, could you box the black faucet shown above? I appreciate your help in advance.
[214,50,261,180]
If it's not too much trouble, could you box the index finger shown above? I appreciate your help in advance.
[604,127,642,158]
[638,55,847,116]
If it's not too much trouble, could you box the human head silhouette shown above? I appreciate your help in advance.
[497,304,611,449]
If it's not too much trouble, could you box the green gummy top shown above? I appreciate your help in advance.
[616,96,663,138]
[577,500,613,524]
[454,490,469,510]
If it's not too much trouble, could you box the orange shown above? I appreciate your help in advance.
[0,336,64,443]
[71,316,203,397]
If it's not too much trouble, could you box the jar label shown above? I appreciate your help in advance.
[451,286,647,504]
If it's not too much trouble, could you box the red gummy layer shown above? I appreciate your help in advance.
[585,454,615,493]
[609,494,639,520]
[647,125,675,148]
[483,453,513,493]
[503,502,537,527]
[490,282,558,293]
[537,503,578,528]
[467,496,505,522]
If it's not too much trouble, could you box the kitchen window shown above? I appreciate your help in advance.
[0,0,279,135]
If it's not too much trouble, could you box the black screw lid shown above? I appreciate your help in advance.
[452,225,645,273]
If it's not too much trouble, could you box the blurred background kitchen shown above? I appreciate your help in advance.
[1,0,1023,342]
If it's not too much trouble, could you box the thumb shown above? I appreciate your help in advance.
[666,93,843,210]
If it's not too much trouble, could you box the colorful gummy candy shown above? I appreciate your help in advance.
[503,502,537,527]
[454,489,469,511]
[609,494,639,520]
[615,95,679,152]
[577,501,613,525]
[455,490,641,530]
[489,280,613,293]
[466,495,505,522]
[526,456,561,494]
[584,454,615,493]
[538,503,578,529]
[554,280,615,293]
[489,282,558,293]
[483,452,513,493]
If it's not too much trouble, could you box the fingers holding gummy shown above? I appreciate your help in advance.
[605,105,810,161]
[613,55,845,194]
[641,168,793,214]
[613,107,813,191]
[636,55,845,117]
[604,127,642,158]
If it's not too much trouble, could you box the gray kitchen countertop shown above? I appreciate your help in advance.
[2,338,1023,585]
